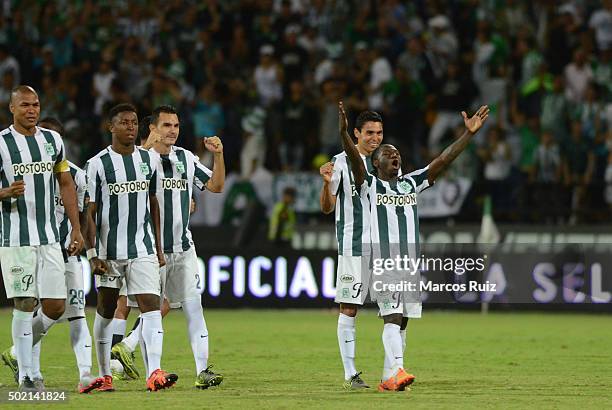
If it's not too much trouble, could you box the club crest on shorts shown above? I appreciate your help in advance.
[175,162,185,174]
[398,180,412,194]
[139,162,150,175]
[44,142,55,156]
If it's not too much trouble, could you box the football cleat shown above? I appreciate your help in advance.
[147,369,178,391]
[96,375,115,392]
[19,376,37,392]
[78,375,105,394]
[195,365,223,389]
[111,342,139,379]
[1,348,18,383]
[32,377,45,392]
[343,371,370,390]
[377,368,415,392]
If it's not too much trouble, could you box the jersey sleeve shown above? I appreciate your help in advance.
[87,159,100,204]
[75,169,88,212]
[329,156,342,196]
[148,151,159,194]
[192,152,213,191]
[53,136,69,173]
[404,166,431,194]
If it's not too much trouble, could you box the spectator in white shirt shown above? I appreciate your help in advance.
[254,45,284,107]
[564,49,593,102]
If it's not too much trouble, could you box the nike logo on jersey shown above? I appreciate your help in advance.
[23,333,31,336]
[157,331,164,334]
[99,342,108,345]
[200,335,208,339]
[394,356,402,360]
[85,345,91,348]
[344,340,354,343]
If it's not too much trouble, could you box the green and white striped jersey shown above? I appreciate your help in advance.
[150,146,212,253]
[54,161,88,257]
[364,166,430,259]
[329,151,374,257]
[87,146,159,260]
[0,125,67,247]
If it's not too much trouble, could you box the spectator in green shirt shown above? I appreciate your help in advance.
[268,187,297,246]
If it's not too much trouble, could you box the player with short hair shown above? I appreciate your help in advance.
[129,104,225,389]
[1,117,104,393]
[0,86,84,391]
[85,103,177,392]
[319,109,384,389]
[338,101,489,391]
[108,114,172,381]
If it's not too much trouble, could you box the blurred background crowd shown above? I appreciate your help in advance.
[0,0,611,225]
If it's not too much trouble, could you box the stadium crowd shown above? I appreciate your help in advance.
[0,0,610,223]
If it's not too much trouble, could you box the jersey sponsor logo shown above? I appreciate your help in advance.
[161,178,188,191]
[12,161,54,176]
[108,180,150,195]
[376,193,417,206]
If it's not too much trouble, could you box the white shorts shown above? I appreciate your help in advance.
[376,290,422,318]
[95,254,161,297]
[0,243,66,300]
[334,255,370,305]
[161,247,200,305]
[63,257,86,318]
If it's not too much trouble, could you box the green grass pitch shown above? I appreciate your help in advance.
[0,309,611,409]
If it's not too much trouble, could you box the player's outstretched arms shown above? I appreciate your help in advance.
[0,180,25,200]
[319,162,336,214]
[427,105,489,184]
[339,101,366,187]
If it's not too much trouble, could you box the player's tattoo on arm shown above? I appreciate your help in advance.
[339,101,365,186]
[428,105,489,184]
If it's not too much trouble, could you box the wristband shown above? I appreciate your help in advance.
[86,248,97,259]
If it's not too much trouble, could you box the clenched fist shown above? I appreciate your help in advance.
[320,162,334,183]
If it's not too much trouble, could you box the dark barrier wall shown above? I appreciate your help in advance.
[1,226,611,312]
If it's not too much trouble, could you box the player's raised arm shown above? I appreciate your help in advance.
[319,161,336,214]
[203,136,225,193]
[427,105,489,184]
[339,101,366,187]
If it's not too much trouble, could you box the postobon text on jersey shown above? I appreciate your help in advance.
[375,193,417,206]
[12,161,55,176]
[108,180,150,195]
